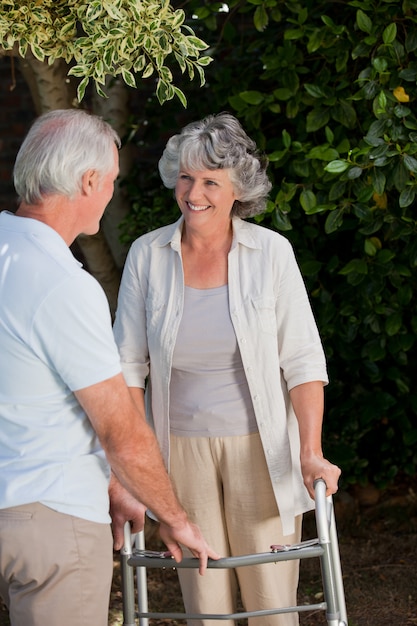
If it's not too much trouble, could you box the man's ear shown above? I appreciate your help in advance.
[81,169,99,196]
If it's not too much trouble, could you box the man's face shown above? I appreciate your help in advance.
[82,144,120,235]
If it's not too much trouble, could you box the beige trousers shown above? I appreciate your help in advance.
[0,502,113,626]
[170,433,302,626]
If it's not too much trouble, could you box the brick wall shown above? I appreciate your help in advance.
[0,56,37,210]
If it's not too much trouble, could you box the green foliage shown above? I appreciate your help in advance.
[0,0,212,104]
[121,0,417,488]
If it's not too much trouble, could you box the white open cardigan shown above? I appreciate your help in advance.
[113,216,328,535]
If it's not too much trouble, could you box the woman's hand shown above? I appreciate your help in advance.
[300,450,341,499]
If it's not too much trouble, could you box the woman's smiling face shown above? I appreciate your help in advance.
[175,167,237,228]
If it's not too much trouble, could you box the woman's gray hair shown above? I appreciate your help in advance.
[13,109,121,205]
[158,112,271,218]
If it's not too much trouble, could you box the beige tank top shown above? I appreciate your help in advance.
[169,285,258,437]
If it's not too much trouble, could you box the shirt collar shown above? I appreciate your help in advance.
[152,215,261,252]
[0,211,82,267]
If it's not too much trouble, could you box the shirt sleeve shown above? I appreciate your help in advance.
[275,239,328,390]
[113,240,150,388]
[30,270,122,391]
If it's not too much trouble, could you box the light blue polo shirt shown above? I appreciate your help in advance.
[0,211,122,523]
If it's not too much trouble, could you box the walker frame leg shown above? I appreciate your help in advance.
[121,480,348,624]
[121,523,136,626]
[314,480,348,626]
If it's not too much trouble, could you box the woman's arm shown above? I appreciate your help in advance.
[289,381,341,499]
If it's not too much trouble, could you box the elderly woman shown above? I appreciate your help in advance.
[113,113,341,626]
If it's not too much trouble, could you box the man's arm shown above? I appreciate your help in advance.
[75,373,219,573]
[107,385,147,549]
[289,381,341,499]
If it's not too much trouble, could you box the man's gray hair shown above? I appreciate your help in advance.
[13,109,121,205]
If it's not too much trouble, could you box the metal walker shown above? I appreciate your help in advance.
[121,479,348,626]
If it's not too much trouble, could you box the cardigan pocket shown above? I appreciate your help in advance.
[251,296,277,336]
[145,292,168,334]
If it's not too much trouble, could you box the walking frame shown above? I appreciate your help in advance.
[120,479,348,626]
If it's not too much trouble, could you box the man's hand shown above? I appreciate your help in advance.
[109,474,147,550]
[159,519,221,576]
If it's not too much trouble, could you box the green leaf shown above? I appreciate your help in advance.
[171,8,185,29]
[397,286,413,306]
[362,339,386,362]
[239,90,264,105]
[268,150,288,163]
[173,85,187,108]
[30,44,44,62]
[329,181,347,200]
[347,166,363,180]
[403,154,417,173]
[304,83,329,98]
[399,187,415,208]
[325,160,349,174]
[95,83,108,99]
[68,64,88,78]
[385,312,402,336]
[373,57,388,74]
[377,249,395,264]
[332,100,357,129]
[76,76,89,102]
[254,5,268,32]
[292,159,310,177]
[307,146,339,161]
[325,126,334,144]
[399,67,417,81]
[357,186,374,203]
[339,259,368,275]
[197,55,213,67]
[273,87,295,101]
[356,9,372,34]
[306,108,330,132]
[404,429,417,446]
[272,208,292,231]
[371,168,386,195]
[121,68,136,88]
[282,129,291,149]
[186,36,209,51]
[392,161,409,192]
[142,63,154,79]
[364,238,379,256]
[406,29,417,52]
[284,28,304,41]
[306,28,325,54]
[299,189,316,213]
[325,207,344,234]
[382,22,397,45]
[300,260,323,276]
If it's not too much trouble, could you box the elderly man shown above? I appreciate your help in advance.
[0,109,218,626]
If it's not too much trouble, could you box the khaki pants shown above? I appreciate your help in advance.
[0,502,113,626]
[170,433,302,626]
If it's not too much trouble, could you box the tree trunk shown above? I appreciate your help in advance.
[76,232,122,316]
[16,53,124,315]
[17,54,76,114]
[92,77,133,271]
